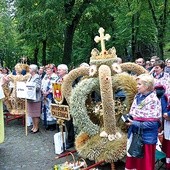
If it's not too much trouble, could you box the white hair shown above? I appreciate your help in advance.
[29,64,38,72]
[136,74,154,90]
[57,64,68,73]
[80,62,89,67]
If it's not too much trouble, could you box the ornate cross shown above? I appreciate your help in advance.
[94,27,111,57]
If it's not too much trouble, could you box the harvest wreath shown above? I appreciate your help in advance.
[61,27,148,167]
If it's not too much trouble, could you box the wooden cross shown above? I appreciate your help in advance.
[94,27,111,57]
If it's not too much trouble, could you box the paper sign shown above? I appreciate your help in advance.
[16,82,26,98]
[26,82,36,100]
[16,81,36,100]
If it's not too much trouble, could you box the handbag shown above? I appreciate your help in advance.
[128,125,144,158]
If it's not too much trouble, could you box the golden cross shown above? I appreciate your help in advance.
[94,27,111,56]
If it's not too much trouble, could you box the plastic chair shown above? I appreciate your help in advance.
[155,149,166,170]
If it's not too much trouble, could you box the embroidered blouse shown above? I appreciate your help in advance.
[153,72,170,95]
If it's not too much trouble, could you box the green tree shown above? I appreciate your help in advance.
[0,0,18,68]
[147,0,169,59]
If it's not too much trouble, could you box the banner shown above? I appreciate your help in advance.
[52,83,64,104]
[51,104,70,120]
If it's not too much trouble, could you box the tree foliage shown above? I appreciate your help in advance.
[0,0,170,69]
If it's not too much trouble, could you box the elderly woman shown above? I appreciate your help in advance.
[26,64,41,133]
[125,74,162,170]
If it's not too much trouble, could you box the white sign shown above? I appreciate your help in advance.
[25,82,36,100]
[16,81,36,100]
[16,82,26,98]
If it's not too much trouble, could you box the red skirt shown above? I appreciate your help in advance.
[125,144,156,170]
[162,137,170,169]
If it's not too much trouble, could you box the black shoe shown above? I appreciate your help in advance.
[49,127,56,131]
[29,129,33,133]
[31,129,39,134]
[50,124,56,131]
[66,143,74,149]
[46,124,56,131]
[45,125,50,130]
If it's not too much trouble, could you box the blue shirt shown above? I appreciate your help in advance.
[136,91,153,105]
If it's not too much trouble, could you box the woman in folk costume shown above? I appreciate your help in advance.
[162,107,170,169]
[26,64,42,133]
[41,64,58,130]
[125,74,162,170]
[150,60,170,95]
[150,60,170,169]
[158,86,170,169]
[156,87,170,169]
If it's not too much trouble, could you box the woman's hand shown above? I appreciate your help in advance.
[42,91,49,97]
[126,119,133,126]
[163,113,170,120]
[1,75,9,85]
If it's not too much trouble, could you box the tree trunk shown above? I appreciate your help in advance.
[62,25,74,65]
[63,0,94,66]
[147,0,168,60]
[131,14,136,61]
[42,40,47,66]
[127,0,140,61]
[158,32,164,60]
[33,46,39,65]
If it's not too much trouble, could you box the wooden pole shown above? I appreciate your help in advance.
[59,119,65,152]
[25,98,27,136]
[0,99,4,143]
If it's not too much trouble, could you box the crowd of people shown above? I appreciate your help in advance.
[125,56,170,170]
[1,54,170,169]
[0,62,75,149]
[34,63,75,149]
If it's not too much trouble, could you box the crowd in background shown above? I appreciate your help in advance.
[1,55,170,168]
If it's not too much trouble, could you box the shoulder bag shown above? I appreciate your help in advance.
[128,125,144,158]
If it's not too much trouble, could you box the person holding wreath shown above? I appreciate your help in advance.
[125,74,162,170]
